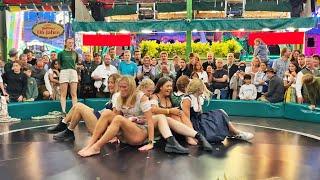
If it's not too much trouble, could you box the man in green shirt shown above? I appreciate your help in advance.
[302,74,320,110]
[56,38,79,115]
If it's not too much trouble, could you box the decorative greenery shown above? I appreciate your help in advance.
[139,39,242,59]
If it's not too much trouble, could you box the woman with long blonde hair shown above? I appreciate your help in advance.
[181,78,254,142]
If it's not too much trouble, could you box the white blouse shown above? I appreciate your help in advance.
[112,91,151,118]
[181,94,204,113]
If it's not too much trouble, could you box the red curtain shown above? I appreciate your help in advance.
[82,34,131,46]
[248,32,305,45]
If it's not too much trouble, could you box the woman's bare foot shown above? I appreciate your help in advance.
[78,146,91,156]
[187,137,198,145]
[79,146,101,157]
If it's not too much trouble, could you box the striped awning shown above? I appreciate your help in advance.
[6,4,71,12]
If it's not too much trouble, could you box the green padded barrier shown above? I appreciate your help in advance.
[202,100,284,118]
[284,103,320,123]
[8,99,84,120]
[84,98,109,111]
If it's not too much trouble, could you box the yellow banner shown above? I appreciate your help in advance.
[9,6,21,12]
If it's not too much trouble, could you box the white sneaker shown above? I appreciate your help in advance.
[235,131,254,141]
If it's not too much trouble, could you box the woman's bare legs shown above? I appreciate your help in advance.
[68,103,98,133]
[69,82,78,106]
[78,110,116,154]
[170,114,197,145]
[79,115,147,157]
[60,83,68,113]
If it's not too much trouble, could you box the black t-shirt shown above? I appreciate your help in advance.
[212,69,228,89]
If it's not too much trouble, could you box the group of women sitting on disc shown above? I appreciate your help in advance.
[47,73,254,157]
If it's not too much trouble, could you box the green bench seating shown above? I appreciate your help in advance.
[7,99,319,122]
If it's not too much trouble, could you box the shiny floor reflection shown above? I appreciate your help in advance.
[0,123,320,180]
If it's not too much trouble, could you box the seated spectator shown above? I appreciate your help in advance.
[193,61,208,84]
[302,74,320,110]
[155,63,175,83]
[4,48,19,74]
[19,54,32,70]
[108,47,120,69]
[151,57,158,67]
[283,62,298,103]
[131,49,142,66]
[212,59,229,99]
[283,63,298,89]
[187,52,198,71]
[50,51,58,62]
[202,52,216,70]
[2,62,27,102]
[245,57,260,78]
[0,74,8,96]
[239,74,257,100]
[0,59,4,75]
[190,71,199,79]
[48,61,61,100]
[92,52,102,69]
[253,62,268,99]
[172,55,181,72]
[171,75,190,108]
[253,38,269,63]
[206,65,214,91]
[31,59,50,100]
[137,55,156,83]
[155,51,175,78]
[176,58,191,80]
[223,53,238,99]
[259,68,284,103]
[42,54,51,71]
[229,62,246,99]
[91,54,118,98]
[24,49,37,65]
[313,54,320,70]
[119,50,137,77]
[297,54,306,71]
[272,47,291,79]
[23,67,38,101]
[290,49,300,64]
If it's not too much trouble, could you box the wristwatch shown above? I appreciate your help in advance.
[148,140,156,144]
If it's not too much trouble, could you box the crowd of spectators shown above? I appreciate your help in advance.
[0,43,319,109]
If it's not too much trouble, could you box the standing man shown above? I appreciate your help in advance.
[56,38,79,115]
[91,54,118,98]
[108,47,120,69]
[131,49,142,66]
[272,47,291,79]
[118,50,137,77]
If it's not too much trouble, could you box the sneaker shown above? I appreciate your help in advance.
[53,128,75,141]
[47,118,67,134]
[235,131,254,141]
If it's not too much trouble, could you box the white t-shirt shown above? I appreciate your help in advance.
[112,91,151,118]
[197,71,208,83]
[239,84,257,100]
[91,64,118,92]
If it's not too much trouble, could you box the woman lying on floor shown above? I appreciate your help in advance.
[181,78,254,143]
[47,73,121,141]
[78,76,212,157]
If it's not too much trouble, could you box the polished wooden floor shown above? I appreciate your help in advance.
[1,119,320,180]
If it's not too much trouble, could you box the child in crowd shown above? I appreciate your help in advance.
[171,75,190,108]
[239,74,257,100]
[23,67,38,101]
